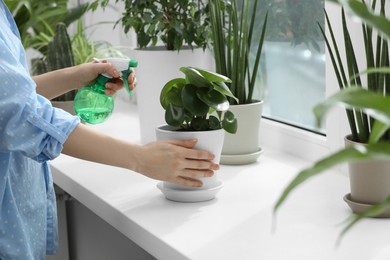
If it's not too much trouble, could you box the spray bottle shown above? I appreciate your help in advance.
[74,58,138,124]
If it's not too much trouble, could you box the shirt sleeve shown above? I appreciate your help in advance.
[0,37,80,163]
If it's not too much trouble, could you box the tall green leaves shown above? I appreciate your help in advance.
[274,0,390,239]
[5,0,91,54]
[209,0,267,104]
[319,0,389,143]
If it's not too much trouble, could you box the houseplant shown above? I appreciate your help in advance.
[105,0,214,144]
[113,0,210,51]
[5,0,92,55]
[32,22,76,112]
[156,66,237,202]
[209,0,267,164]
[6,0,112,107]
[274,0,390,238]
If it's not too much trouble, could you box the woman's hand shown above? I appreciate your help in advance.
[133,139,220,187]
[64,124,219,188]
[73,60,136,96]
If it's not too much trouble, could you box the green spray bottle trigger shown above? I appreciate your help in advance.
[73,58,138,124]
[121,59,138,96]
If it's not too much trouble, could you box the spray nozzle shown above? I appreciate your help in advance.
[94,57,138,96]
[121,59,138,97]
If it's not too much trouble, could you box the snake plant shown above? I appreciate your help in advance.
[274,0,390,240]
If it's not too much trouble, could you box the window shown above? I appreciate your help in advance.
[253,0,326,134]
[257,1,359,163]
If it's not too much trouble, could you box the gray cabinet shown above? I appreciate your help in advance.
[47,186,155,260]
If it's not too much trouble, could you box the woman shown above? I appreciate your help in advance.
[0,1,218,258]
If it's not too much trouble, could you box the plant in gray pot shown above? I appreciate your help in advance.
[109,0,214,144]
[274,0,390,239]
[209,0,267,165]
[156,66,237,202]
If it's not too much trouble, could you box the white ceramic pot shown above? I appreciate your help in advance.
[133,47,213,144]
[220,101,264,165]
[155,125,225,202]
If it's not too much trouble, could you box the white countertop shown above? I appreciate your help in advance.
[50,97,390,260]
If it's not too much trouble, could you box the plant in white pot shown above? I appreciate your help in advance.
[108,0,214,143]
[209,0,267,164]
[156,66,238,202]
[274,0,390,239]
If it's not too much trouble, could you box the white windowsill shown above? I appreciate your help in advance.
[50,98,390,260]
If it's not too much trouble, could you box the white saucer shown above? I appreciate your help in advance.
[157,181,224,202]
[220,147,264,165]
[343,193,390,218]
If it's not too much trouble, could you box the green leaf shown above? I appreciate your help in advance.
[181,84,209,116]
[180,67,211,88]
[212,82,239,104]
[351,67,390,82]
[274,142,390,214]
[222,111,238,134]
[339,195,390,242]
[197,88,230,112]
[338,0,390,41]
[369,120,390,144]
[313,87,390,127]
[191,117,210,131]
[194,68,232,83]
[63,3,89,26]
[209,115,222,130]
[165,104,185,127]
[160,78,186,109]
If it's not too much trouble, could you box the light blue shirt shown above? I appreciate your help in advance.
[0,1,80,259]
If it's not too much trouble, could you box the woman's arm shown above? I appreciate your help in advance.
[33,62,134,100]
[62,124,219,187]
[33,66,81,100]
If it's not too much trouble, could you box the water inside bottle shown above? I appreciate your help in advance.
[76,107,112,124]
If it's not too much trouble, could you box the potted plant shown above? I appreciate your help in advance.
[31,22,76,113]
[156,66,237,202]
[103,0,214,144]
[274,0,390,238]
[209,0,267,164]
[113,0,210,51]
[5,0,92,55]
[31,19,127,113]
[6,0,111,113]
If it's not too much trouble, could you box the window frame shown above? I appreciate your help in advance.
[259,1,362,164]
